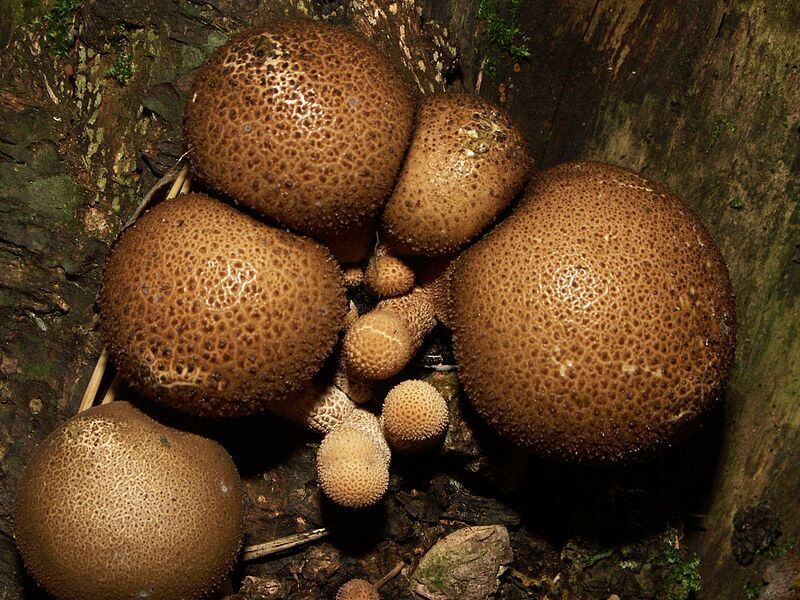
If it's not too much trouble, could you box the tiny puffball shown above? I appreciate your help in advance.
[381,380,449,454]
[336,578,380,600]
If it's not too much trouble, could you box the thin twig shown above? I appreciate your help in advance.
[79,349,108,413]
[374,561,405,590]
[242,528,329,562]
[179,171,193,195]
[475,55,487,95]
[100,375,121,405]
[166,163,190,201]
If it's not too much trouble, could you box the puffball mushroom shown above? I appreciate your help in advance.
[337,579,380,600]
[364,245,415,299]
[342,287,436,380]
[381,380,449,454]
[101,193,346,417]
[14,401,244,600]
[382,93,530,256]
[317,410,390,508]
[451,162,736,462]
[184,20,414,239]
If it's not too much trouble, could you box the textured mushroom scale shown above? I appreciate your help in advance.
[101,193,346,417]
[184,19,414,238]
[451,162,737,462]
[14,402,244,600]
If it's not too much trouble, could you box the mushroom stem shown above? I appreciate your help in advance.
[241,528,329,562]
[374,561,405,590]
[78,348,108,413]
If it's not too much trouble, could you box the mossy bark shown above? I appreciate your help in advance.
[0,1,797,599]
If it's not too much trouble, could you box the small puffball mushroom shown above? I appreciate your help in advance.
[342,288,436,380]
[184,20,414,239]
[317,421,390,509]
[451,162,737,462]
[382,93,531,256]
[270,383,355,434]
[344,267,365,289]
[100,193,346,417]
[381,380,449,454]
[14,401,244,600]
[337,578,380,600]
[364,246,415,299]
[343,408,391,466]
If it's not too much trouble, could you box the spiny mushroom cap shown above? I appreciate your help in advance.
[14,401,244,600]
[382,93,530,256]
[343,408,391,466]
[101,194,346,417]
[342,288,436,380]
[364,251,415,299]
[184,20,414,238]
[381,380,449,454]
[317,426,389,509]
[337,579,380,600]
[451,162,736,463]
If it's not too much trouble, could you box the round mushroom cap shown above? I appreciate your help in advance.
[342,309,414,380]
[337,578,380,600]
[14,401,244,600]
[381,380,449,454]
[317,426,389,509]
[184,20,414,238]
[101,193,346,417]
[364,252,415,299]
[451,162,736,462]
[382,93,530,256]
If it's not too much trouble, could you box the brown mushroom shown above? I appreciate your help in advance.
[100,193,346,417]
[14,401,244,600]
[382,93,530,256]
[336,578,380,600]
[381,380,449,454]
[184,20,414,240]
[450,162,736,462]
[342,287,436,381]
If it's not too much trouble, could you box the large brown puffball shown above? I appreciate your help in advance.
[382,93,530,256]
[184,20,414,239]
[14,402,244,600]
[101,193,346,417]
[451,162,736,462]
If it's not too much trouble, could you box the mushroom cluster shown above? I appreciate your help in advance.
[16,16,737,600]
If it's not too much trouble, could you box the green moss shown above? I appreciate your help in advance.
[730,197,745,210]
[585,548,613,567]
[765,535,797,560]
[743,581,764,600]
[107,48,133,84]
[658,533,702,600]
[478,0,530,77]
[704,115,736,154]
[41,0,82,56]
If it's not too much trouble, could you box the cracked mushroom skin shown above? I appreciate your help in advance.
[381,380,449,454]
[101,193,346,417]
[184,20,414,238]
[451,162,736,462]
[382,93,530,256]
[342,288,436,380]
[14,401,244,600]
